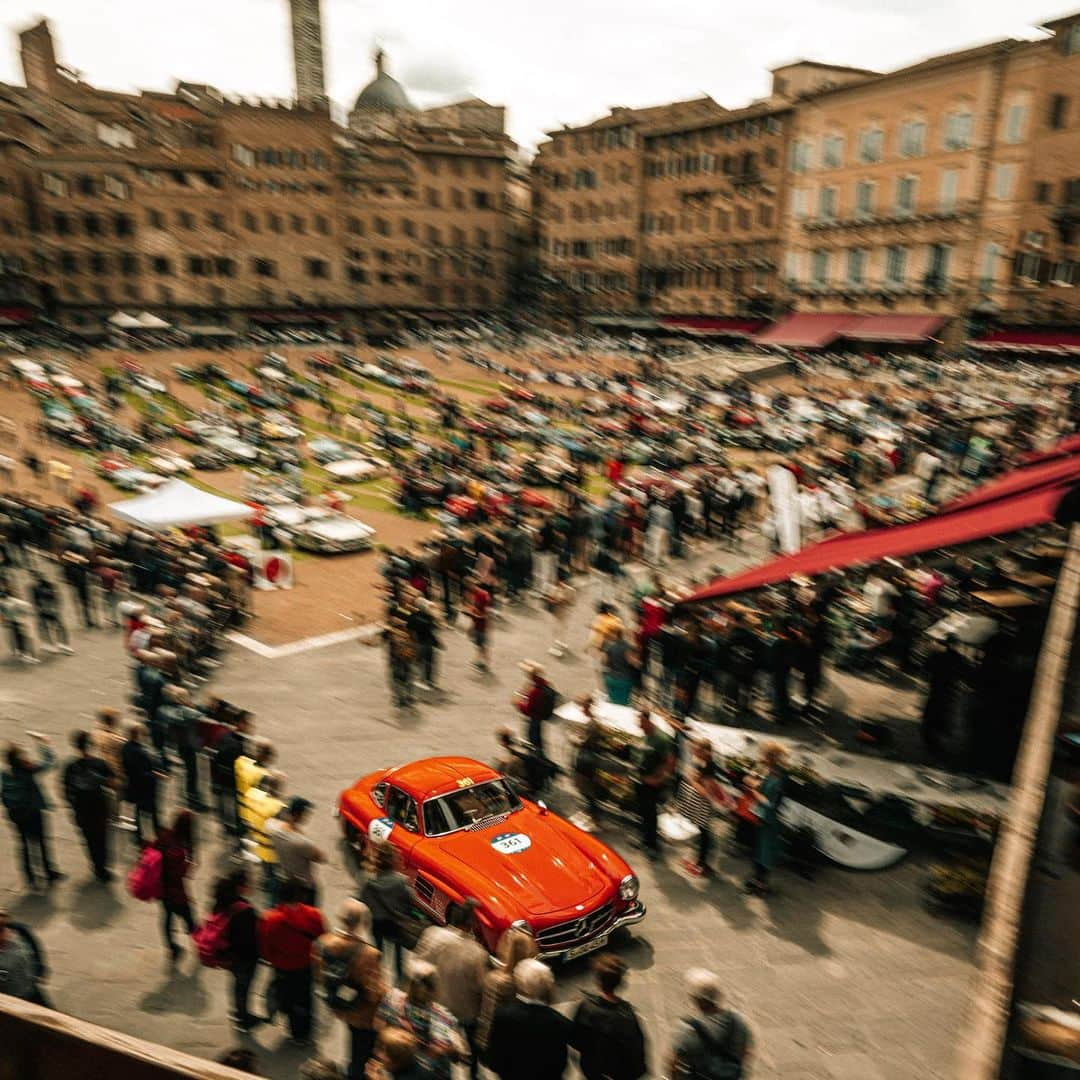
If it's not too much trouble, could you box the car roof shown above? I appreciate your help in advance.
[383,756,501,802]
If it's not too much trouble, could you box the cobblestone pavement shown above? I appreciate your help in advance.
[0,539,975,1079]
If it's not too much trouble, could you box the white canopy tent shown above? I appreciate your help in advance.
[108,479,252,531]
[135,311,171,330]
[108,311,142,329]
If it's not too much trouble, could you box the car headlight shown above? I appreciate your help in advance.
[510,919,532,935]
[619,874,639,902]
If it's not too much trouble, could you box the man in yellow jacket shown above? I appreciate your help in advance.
[239,771,286,903]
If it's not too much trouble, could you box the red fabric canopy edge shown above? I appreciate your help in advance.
[679,483,1070,605]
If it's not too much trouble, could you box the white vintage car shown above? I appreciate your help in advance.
[266,504,375,554]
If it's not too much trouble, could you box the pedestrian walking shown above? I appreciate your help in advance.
[2,734,64,890]
[1,586,39,664]
[464,576,493,672]
[633,709,675,860]
[513,661,557,758]
[414,898,489,1078]
[678,738,728,879]
[122,722,162,846]
[266,796,325,906]
[212,713,251,836]
[62,729,115,882]
[30,573,72,654]
[61,551,97,629]
[259,878,326,1046]
[485,958,571,1080]
[742,743,788,896]
[360,842,414,982]
[669,969,752,1079]
[156,809,197,963]
[602,627,639,706]
[376,959,468,1080]
[475,927,539,1060]
[240,771,286,903]
[314,899,386,1079]
[209,868,263,1032]
[570,954,648,1080]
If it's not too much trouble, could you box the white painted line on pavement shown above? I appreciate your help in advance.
[227,623,380,659]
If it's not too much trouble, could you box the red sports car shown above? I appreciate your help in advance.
[338,757,645,961]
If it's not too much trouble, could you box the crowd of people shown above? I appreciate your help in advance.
[1,328,1076,1080]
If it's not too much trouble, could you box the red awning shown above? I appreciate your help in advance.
[1018,434,1080,466]
[842,314,946,343]
[679,483,1072,605]
[970,330,1080,353]
[939,452,1080,514]
[754,313,854,349]
[659,316,766,337]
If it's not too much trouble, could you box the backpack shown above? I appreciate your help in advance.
[680,1013,745,1080]
[193,903,245,969]
[318,939,362,1012]
[68,760,108,808]
[127,845,164,902]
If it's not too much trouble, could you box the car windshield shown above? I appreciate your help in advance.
[423,779,522,837]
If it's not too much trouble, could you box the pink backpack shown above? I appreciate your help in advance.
[192,903,246,969]
[127,846,164,902]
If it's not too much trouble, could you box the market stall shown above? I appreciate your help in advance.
[556,699,1008,871]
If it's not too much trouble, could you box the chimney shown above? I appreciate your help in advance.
[288,0,327,106]
[20,19,59,94]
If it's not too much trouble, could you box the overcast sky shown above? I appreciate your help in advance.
[0,0,1058,150]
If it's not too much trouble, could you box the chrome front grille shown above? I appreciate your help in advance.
[465,813,510,833]
[535,901,616,951]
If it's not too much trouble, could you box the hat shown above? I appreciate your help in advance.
[287,796,314,816]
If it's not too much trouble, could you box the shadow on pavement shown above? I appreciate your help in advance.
[67,879,124,932]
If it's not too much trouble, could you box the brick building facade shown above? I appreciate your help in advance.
[0,18,518,336]
[533,13,1080,346]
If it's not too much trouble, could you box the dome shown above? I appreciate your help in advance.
[352,48,416,113]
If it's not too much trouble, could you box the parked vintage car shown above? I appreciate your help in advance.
[265,504,376,554]
[337,756,645,961]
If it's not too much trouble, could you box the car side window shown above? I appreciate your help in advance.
[386,787,419,833]
[372,781,387,809]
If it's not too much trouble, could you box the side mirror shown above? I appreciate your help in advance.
[537,800,548,815]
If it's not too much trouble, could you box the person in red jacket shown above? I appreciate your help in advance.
[156,809,197,963]
[259,878,326,1045]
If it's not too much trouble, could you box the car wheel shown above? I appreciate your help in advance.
[343,818,366,863]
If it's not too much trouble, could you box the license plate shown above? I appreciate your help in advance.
[564,934,609,962]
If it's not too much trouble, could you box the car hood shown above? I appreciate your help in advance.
[325,458,377,479]
[302,517,374,541]
[434,812,609,916]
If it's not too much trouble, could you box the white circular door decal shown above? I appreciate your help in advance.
[369,817,394,843]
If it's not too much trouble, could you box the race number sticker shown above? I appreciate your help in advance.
[369,817,394,843]
[491,832,532,855]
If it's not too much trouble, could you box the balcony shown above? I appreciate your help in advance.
[801,201,977,233]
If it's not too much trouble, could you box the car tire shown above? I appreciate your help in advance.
[343,819,366,863]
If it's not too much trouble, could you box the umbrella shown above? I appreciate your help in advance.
[135,311,170,330]
[108,311,141,329]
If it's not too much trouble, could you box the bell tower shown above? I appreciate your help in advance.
[288,0,327,106]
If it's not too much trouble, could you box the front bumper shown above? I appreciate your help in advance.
[538,901,647,961]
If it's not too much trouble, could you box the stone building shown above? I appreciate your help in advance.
[771,12,1080,350]
[0,12,518,337]
[534,13,1080,348]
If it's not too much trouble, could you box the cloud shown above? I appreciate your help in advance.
[400,55,472,95]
